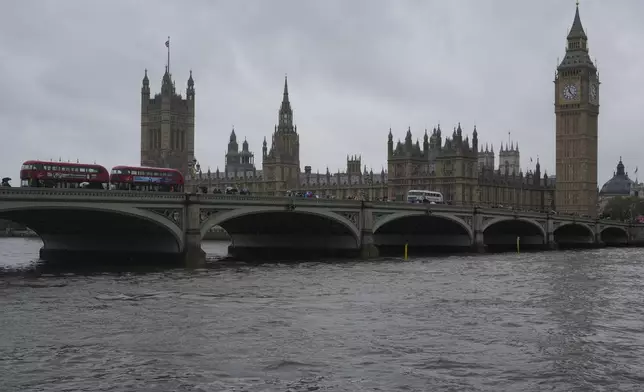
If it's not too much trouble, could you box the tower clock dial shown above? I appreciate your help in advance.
[562,84,578,100]
[590,84,598,102]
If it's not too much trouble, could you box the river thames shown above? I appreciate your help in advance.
[2,237,644,391]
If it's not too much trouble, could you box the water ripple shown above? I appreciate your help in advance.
[2,238,644,391]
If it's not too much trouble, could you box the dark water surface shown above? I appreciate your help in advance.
[2,238,644,391]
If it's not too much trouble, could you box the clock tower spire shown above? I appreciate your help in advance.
[554,2,599,217]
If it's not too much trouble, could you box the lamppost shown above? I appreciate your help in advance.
[207,167,212,193]
[365,173,373,201]
[188,158,200,193]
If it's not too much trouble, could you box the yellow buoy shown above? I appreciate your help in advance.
[404,242,408,261]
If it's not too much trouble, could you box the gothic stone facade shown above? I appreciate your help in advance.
[386,125,554,210]
[292,156,389,200]
[261,76,301,195]
[225,128,256,178]
[140,67,195,176]
[387,124,479,204]
[192,156,389,201]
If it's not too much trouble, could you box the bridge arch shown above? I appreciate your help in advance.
[0,202,184,258]
[372,211,473,251]
[481,217,546,238]
[600,226,629,246]
[373,211,474,239]
[200,207,361,256]
[554,222,595,246]
[482,217,546,249]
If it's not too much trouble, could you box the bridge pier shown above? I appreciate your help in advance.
[184,229,206,268]
[359,204,379,259]
[470,243,486,253]
[544,242,558,251]
[184,201,206,268]
[471,211,486,253]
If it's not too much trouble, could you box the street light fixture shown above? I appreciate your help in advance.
[188,158,200,193]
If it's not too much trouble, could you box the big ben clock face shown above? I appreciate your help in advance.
[562,84,578,100]
[590,84,598,102]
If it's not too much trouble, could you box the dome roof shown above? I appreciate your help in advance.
[600,159,633,196]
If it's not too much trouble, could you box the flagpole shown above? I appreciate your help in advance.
[167,36,170,74]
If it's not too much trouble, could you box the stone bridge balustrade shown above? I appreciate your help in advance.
[0,187,640,266]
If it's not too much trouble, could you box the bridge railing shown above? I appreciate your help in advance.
[0,187,186,200]
[199,193,364,204]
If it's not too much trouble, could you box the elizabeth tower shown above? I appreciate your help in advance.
[554,3,599,217]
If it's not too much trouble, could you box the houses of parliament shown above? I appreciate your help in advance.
[139,4,599,216]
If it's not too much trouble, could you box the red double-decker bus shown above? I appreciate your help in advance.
[20,160,109,189]
[109,165,184,192]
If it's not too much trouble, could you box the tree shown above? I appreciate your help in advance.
[601,196,644,221]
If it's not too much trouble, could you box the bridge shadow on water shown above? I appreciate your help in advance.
[1,239,627,279]
[0,241,371,277]
[0,257,191,278]
[0,254,381,278]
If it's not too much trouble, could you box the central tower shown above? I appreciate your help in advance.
[554,3,599,217]
[262,76,300,195]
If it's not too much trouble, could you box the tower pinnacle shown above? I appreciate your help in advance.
[558,2,594,70]
[277,74,294,132]
[567,1,587,40]
[281,74,290,112]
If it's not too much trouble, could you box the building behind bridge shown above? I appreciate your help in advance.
[140,4,617,215]
[181,75,554,210]
[140,67,196,176]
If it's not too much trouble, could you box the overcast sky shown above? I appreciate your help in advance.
[1,0,641,186]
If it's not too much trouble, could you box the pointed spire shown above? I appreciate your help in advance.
[277,74,294,131]
[282,74,289,101]
[567,1,587,40]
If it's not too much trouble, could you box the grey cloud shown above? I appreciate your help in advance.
[1,0,643,185]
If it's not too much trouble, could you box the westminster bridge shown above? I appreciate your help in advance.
[0,188,640,266]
